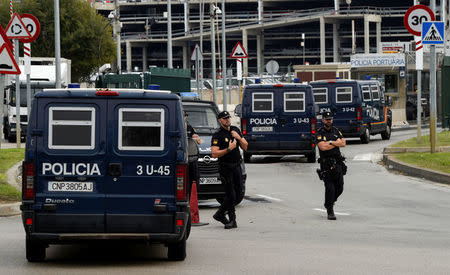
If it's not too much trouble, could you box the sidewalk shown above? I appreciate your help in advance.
[0,162,21,217]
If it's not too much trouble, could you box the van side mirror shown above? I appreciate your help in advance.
[314,104,320,115]
[386,95,392,107]
[234,104,242,117]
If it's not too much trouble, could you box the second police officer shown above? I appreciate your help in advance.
[211,111,248,229]
[316,111,347,220]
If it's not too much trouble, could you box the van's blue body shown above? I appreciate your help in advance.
[309,80,392,143]
[240,83,317,162]
[21,88,190,261]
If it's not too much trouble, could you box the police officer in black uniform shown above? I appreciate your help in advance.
[211,111,248,229]
[316,111,347,220]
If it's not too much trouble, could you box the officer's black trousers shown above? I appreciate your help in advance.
[219,164,242,216]
[323,173,344,210]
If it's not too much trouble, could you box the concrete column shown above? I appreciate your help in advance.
[364,16,370,54]
[183,42,189,69]
[376,22,382,53]
[320,16,325,64]
[242,29,248,77]
[257,32,263,75]
[333,22,339,63]
[143,46,148,71]
[126,41,132,72]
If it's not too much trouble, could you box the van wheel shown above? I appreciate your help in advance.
[26,239,46,262]
[381,124,391,140]
[360,128,370,144]
[244,153,251,163]
[167,235,187,261]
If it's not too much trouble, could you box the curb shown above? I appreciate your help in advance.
[0,202,20,217]
[383,154,450,185]
[383,146,450,154]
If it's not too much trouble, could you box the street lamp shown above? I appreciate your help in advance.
[210,4,221,104]
[301,33,305,65]
[346,0,351,11]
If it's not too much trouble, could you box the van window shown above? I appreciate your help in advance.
[361,85,372,101]
[284,92,305,112]
[336,87,352,103]
[48,107,95,150]
[252,92,273,112]
[118,108,164,151]
[312,88,328,104]
[371,86,380,101]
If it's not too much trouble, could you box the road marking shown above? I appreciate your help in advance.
[256,194,282,202]
[313,208,350,216]
[353,153,372,161]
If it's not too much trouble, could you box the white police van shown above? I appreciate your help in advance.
[21,86,190,261]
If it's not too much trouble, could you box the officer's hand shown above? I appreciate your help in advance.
[231,130,241,140]
[229,139,237,150]
[334,139,344,147]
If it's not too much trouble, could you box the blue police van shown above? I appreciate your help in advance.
[240,82,318,163]
[309,79,392,143]
[21,87,190,262]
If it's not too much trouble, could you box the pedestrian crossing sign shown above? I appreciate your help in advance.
[422,21,444,44]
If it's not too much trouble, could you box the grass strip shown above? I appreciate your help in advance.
[0,148,25,202]
[394,152,450,174]
[392,131,450,148]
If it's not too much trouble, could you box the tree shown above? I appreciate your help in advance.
[0,0,116,82]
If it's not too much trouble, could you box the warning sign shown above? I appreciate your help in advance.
[0,44,20,74]
[422,21,444,44]
[6,13,32,40]
[230,42,248,59]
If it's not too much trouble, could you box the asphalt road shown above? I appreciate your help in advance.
[1,129,449,274]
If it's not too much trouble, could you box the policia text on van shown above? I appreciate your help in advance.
[310,80,392,144]
[240,82,317,163]
[21,88,191,262]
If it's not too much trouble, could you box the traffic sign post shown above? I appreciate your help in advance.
[191,44,203,98]
[404,5,435,36]
[19,14,40,43]
[230,42,248,105]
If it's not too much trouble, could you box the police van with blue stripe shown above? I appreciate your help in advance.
[21,86,191,261]
[239,80,318,163]
[310,79,392,143]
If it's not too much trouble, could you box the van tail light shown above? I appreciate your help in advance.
[241,118,247,136]
[175,164,188,201]
[273,84,284,88]
[22,162,35,200]
[311,117,316,135]
[356,107,362,121]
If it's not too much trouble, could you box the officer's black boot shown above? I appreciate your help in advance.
[213,209,229,225]
[327,207,336,220]
[224,212,237,229]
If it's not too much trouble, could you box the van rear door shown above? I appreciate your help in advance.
[105,99,177,233]
[278,88,310,150]
[245,90,279,151]
[333,84,358,131]
[35,99,106,233]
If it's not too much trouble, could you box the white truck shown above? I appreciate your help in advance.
[2,57,71,142]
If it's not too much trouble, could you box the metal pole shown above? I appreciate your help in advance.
[0,75,4,149]
[55,0,61,88]
[196,51,199,95]
[184,0,189,35]
[210,4,217,103]
[258,0,262,24]
[199,0,204,99]
[417,70,422,143]
[334,0,339,14]
[228,69,232,104]
[221,0,227,111]
[430,0,437,152]
[167,0,173,68]
[25,43,31,119]
[115,0,121,74]
[14,39,20,148]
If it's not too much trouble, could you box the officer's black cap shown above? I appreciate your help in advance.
[217,111,231,119]
[322,111,333,119]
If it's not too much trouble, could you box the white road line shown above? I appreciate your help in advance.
[353,153,372,161]
[313,208,351,216]
[256,194,282,202]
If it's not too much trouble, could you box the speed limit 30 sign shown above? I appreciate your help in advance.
[404,4,435,36]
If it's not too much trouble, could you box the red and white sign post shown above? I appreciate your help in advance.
[404,4,435,144]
